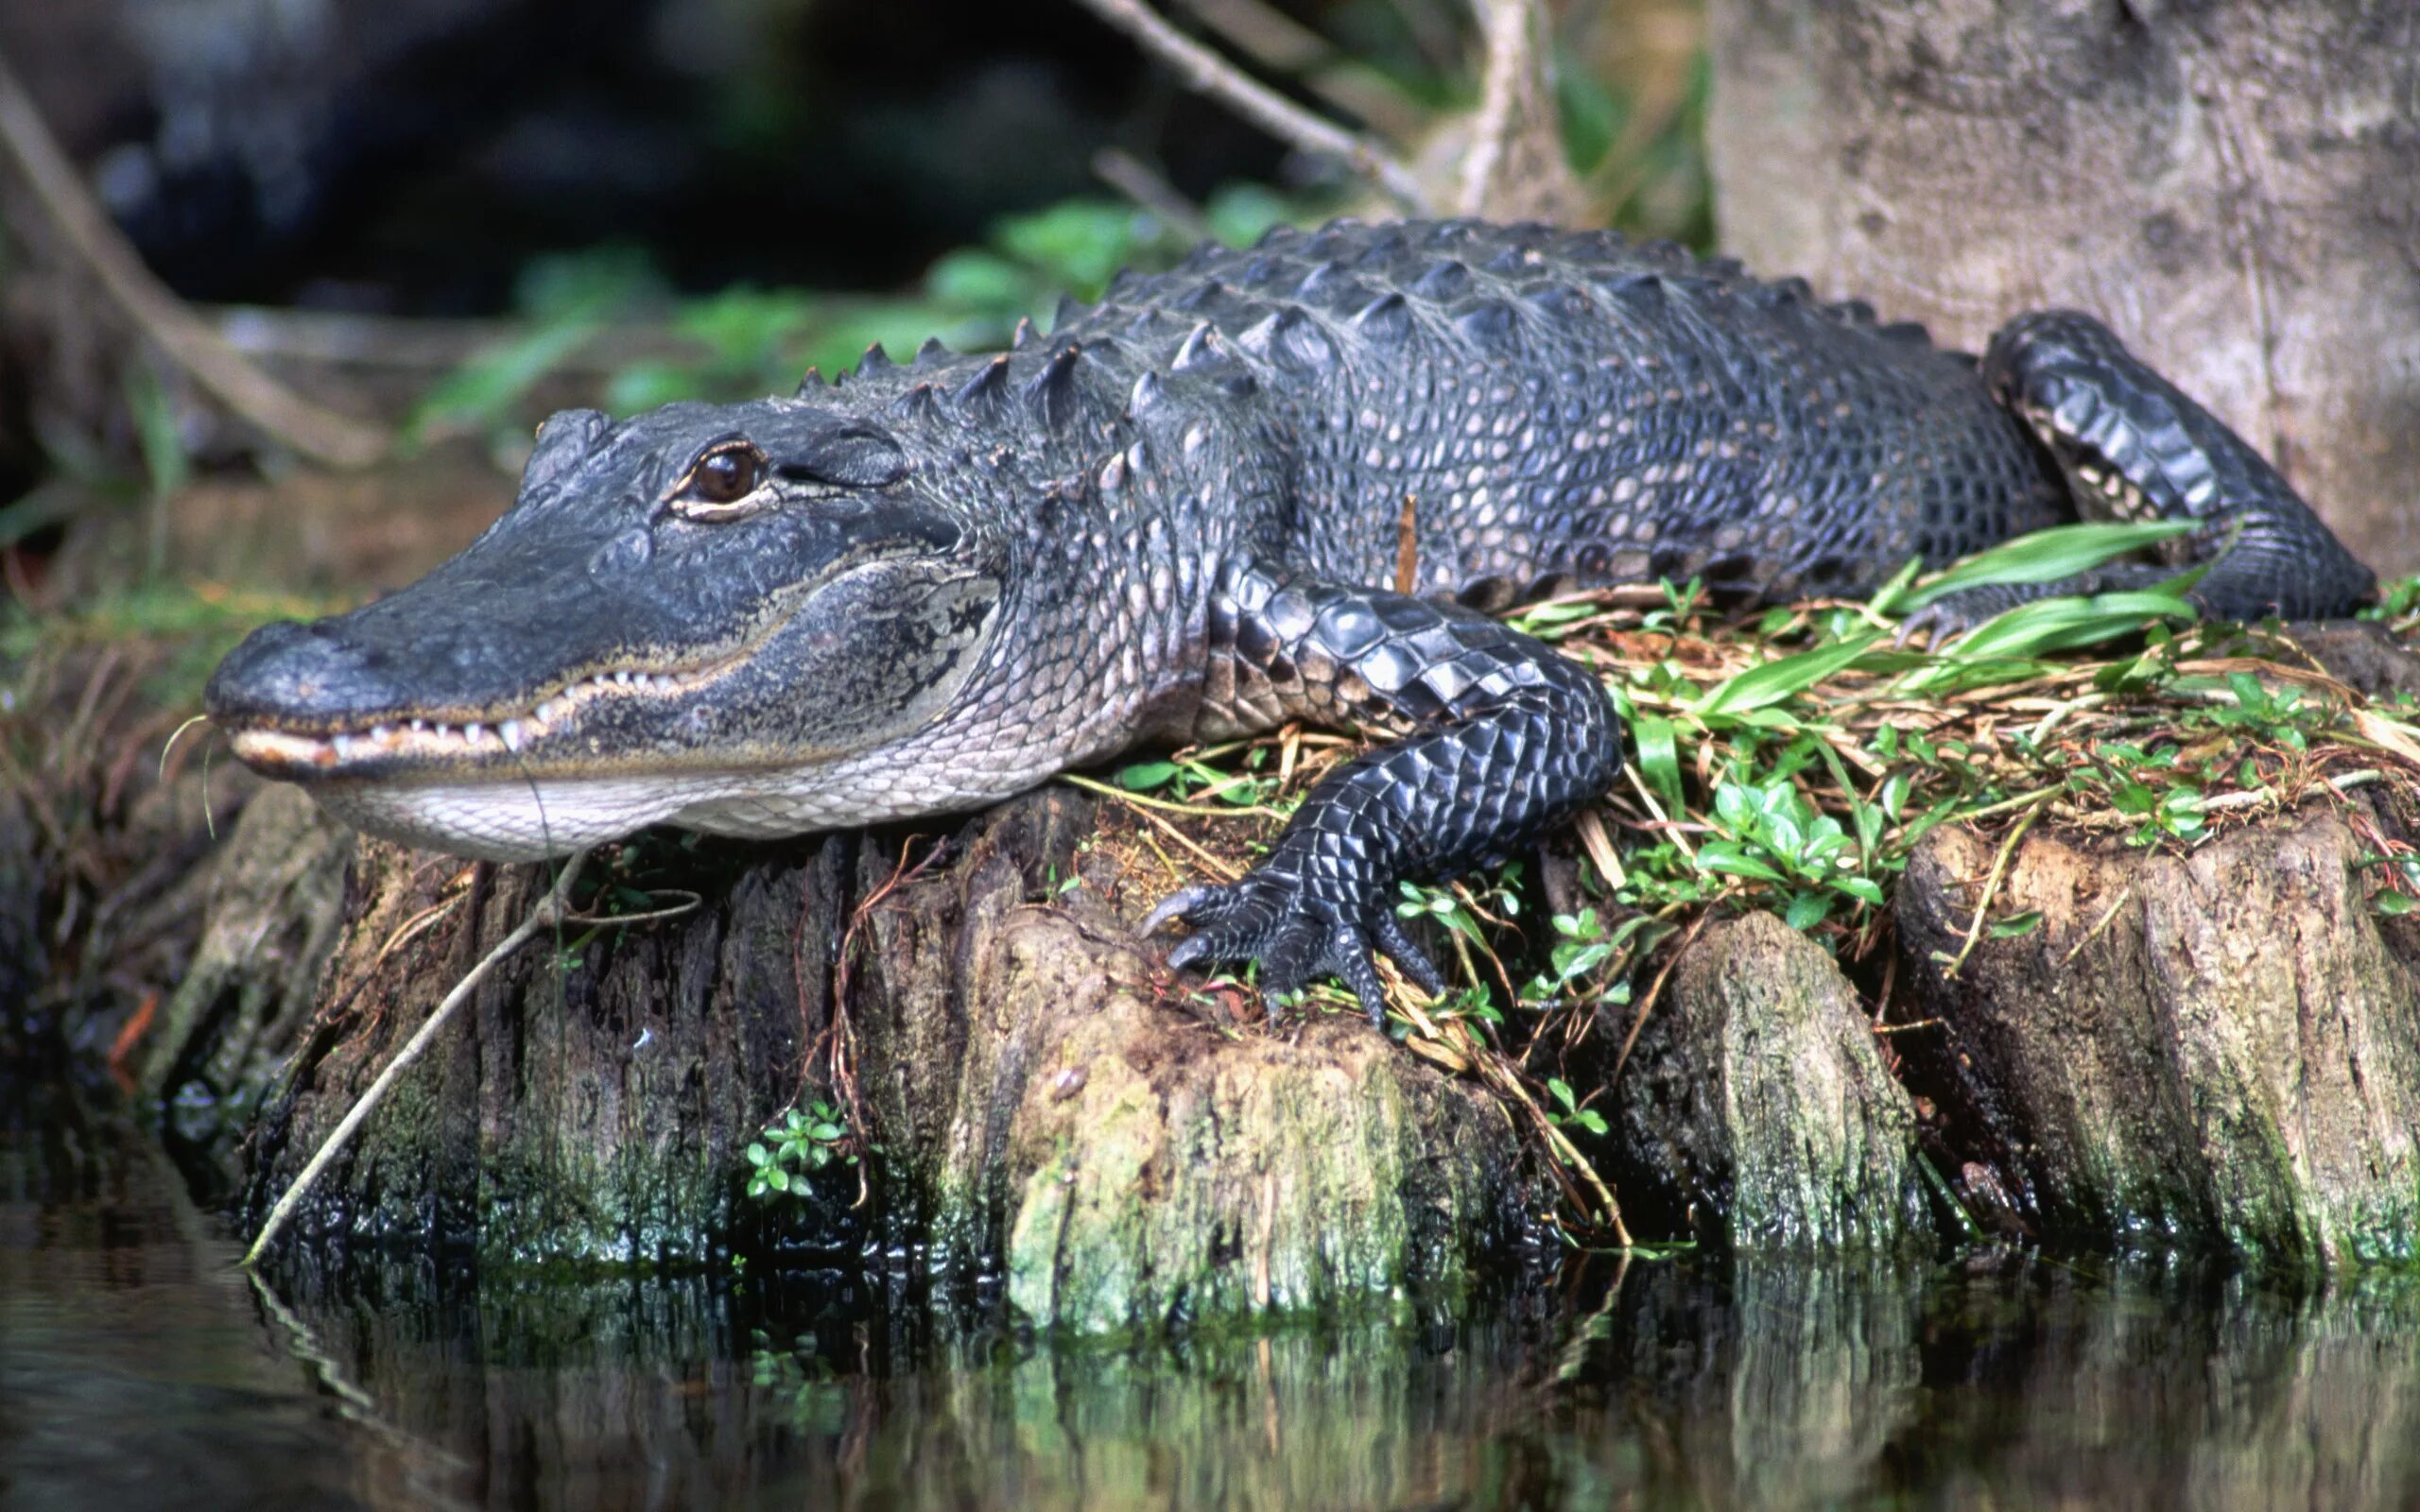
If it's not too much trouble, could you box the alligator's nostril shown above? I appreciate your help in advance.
[204,618,381,723]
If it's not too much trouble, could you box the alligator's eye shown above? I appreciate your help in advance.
[673,443,767,519]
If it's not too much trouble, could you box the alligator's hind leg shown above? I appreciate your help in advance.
[1918,311,2373,629]
[1144,558,1621,1026]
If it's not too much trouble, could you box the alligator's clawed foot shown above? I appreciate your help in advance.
[1893,585,2035,649]
[1144,869,1444,1028]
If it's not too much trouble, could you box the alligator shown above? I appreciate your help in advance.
[204,217,2376,1020]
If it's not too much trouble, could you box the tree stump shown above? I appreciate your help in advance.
[233,790,1555,1332]
[1897,804,2420,1263]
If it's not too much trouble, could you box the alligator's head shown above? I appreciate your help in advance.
[205,399,1006,859]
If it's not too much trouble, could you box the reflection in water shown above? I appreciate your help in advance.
[5,1093,2419,1512]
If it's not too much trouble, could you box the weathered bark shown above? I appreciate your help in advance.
[236,790,1552,1329]
[1615,911,1930,1251]
[1708,0,2420,576]
[1897,805,2420,1264]
[139,783,353,1169]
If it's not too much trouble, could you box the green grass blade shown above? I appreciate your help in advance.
[1898,521,2199,611]
[1693,631,1883,720]
[1894,590,2198,696]
[1632,712,1684,814]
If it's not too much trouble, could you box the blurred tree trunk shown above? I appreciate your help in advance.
[1706,0,2420,578]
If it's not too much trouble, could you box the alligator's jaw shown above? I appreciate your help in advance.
[308,771,738,861]
[287,735,1064,861]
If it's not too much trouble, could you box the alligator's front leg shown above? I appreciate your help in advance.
[1145,558,1622,1026]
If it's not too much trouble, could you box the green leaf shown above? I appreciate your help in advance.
[2375,890,2416,917]
[1694,632,1884,720]
[1633,713,1683,813]
[1552,44,1620,171]
[1893,599,2201,700]
[924,248,1029,313]
[1202,184,1292,249]
[1571,1108,1610,1137]
[1898,521,2199,610]
[1835,876,1887,907]
[745,1143,769,1167]
[1987,909,2045,939]
[1547,1076,1578,1113]
[125,366,190,507]
[2111,782,2158,816]
[992,199,1141,296]
[1714,783,1755,834]
[1116,760,1182,791]
[408,316,602,441]
[1783,891,1833,930]
[1696,841,1788,884]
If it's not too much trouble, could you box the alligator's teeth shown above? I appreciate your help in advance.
[333,734,355,759]
[370,725,390,742]
[632,673,652,688]
[500,720,525,752]
[614,671,632,686]
[465,723,486,744]
[409,719,426,733]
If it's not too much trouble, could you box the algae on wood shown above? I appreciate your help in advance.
[139,784,353,1166]
[1615,912,1928,1252]
[1897,808,2420,1265]
[237,789,1547,1325]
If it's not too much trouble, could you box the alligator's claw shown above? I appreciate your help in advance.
[1146,868,1422,1028]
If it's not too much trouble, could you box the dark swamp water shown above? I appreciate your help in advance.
[8,1080,2420,1512]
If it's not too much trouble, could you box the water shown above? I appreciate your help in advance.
[7,1090,2420,1511]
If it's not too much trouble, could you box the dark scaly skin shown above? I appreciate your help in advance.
[204,217,2376,1023]
[1144,559,1621,1022]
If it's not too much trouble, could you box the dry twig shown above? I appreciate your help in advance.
[1091,147,1213,241]
[1456,0,1584,221]
[243,853,590,1266]
[0,52,389,469]
[1070,0,1431,212]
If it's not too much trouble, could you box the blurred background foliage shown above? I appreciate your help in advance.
[0,0,1708,534]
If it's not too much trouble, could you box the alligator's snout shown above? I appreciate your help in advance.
[206,618,389,731]
[206,616,437,778]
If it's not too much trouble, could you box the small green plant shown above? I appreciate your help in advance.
[1396,879,1487,950]
[744,1101,856,1200]
[1545,1077,1609,1137]
[2201,671,2325,750]
[1695,775,1888,929]
[1114,748,1282,810]
[1522,906,1652,1008]
[2082,740,2209,847]
[2361,575,2420,623]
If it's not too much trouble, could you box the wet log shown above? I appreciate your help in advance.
[213,782,2420,1287]
[0,786,41,1022]
[234,789,1551,1331]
